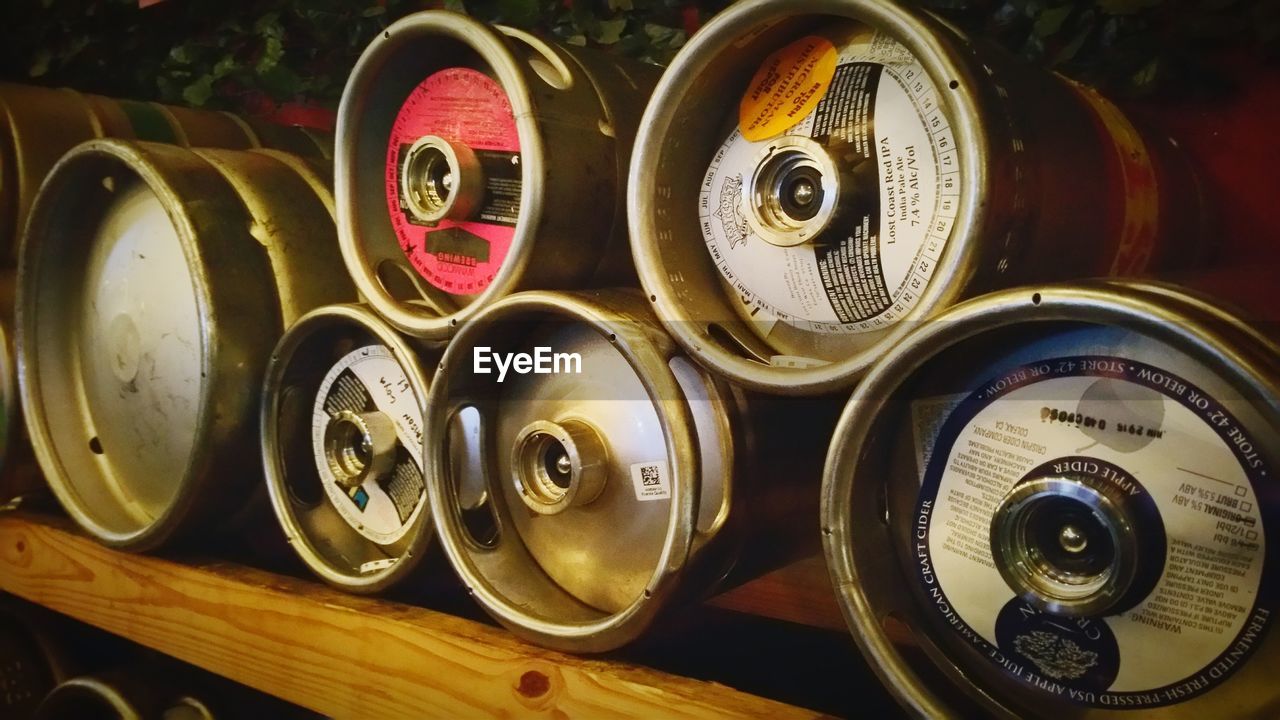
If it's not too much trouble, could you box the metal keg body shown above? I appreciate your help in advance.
[0,82,331,259]
[18,140,352,550]
[262,305,442,593]
[425,291,757,651]
[337,11,658,340]
[630,0,1206,395]
[821,284,1279,717]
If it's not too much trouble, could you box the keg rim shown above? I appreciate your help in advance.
[0,323,14,476]
[335,10,547,341]
[17,138,276,550]
[819,280,1280,717]
[628,0,995,395]
[424,289,702,652]
[0,92,15,250]
[261,303,437,593]
[34,677,138,719]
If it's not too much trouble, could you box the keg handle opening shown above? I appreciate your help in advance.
[511,418,608,515]
[323,409,398,490]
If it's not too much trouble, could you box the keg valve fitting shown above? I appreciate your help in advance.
[512,419,608,515]
[990,469,1159,617]
[400,135,486,224]
[324,409,399,490]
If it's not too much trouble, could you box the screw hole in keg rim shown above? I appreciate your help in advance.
[88,437,104,455]
[948,79,959,89]
[1031,292,1042,305]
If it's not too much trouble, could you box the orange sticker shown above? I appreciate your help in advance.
[739,36,838,142]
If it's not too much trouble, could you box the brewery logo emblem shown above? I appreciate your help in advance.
[714,174,750,249]
[1013,631,1100,680]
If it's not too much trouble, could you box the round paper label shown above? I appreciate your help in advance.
[913,356,1273,708]
[385,68,522,295]
[701,28,958,334]
[312,345,425,546]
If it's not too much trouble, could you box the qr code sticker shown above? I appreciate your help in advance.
[640,465,661,486]
[629,461,671,501]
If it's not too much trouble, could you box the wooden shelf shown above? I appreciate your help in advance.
[0,513,840,719]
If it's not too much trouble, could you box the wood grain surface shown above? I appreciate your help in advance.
[0,514,828,720]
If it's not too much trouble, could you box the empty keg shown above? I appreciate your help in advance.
[18,139,354,550]
[629,0,1206,395]
[424,289,835,651]
[821,278,1278,716]
[0,82,331,260]
[335,10,660,340]
[0,604,69,719]
[33,676,215,720]
[261,304,440,593]
[0,304,43,506]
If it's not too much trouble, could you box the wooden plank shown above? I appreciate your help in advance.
[706,557,847,632]
[0,514,825,720]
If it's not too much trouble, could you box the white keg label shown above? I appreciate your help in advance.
[313,346,426,546]
[913,356,1272,708]
[630,461,672,502]
[701,28,957,334]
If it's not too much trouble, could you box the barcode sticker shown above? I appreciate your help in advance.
[629,461,672,502]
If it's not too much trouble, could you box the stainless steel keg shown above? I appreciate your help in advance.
[261,304,441,593]
[33,676,216,720]
[335,11,661,341]
[0,271,43,507]
[18,139,354,550]
[0,82,331,260]
[629,0,1207,395]
[0,605,69,719]
[424,289,835,652]
[821,278,1278,717]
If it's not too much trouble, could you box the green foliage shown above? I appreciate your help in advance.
[922,0,1279,97]
[0,0,1274,113]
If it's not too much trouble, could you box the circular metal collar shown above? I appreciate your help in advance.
[424,289,702,651]
[17,139,280,549]
[261,303,437,593]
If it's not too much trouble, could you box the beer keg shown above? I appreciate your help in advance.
[18,139,353,550]
[0,82,331,260]
[821,279,1278,716]
[424,289,834,651]
[33,676,216,720]
[262,304,442,593]
[335,10,660,341]
[629,0,1206,395]
[0,277,43,507]
[0,604,69,719]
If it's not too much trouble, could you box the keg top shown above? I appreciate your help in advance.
[426,290,726,651]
